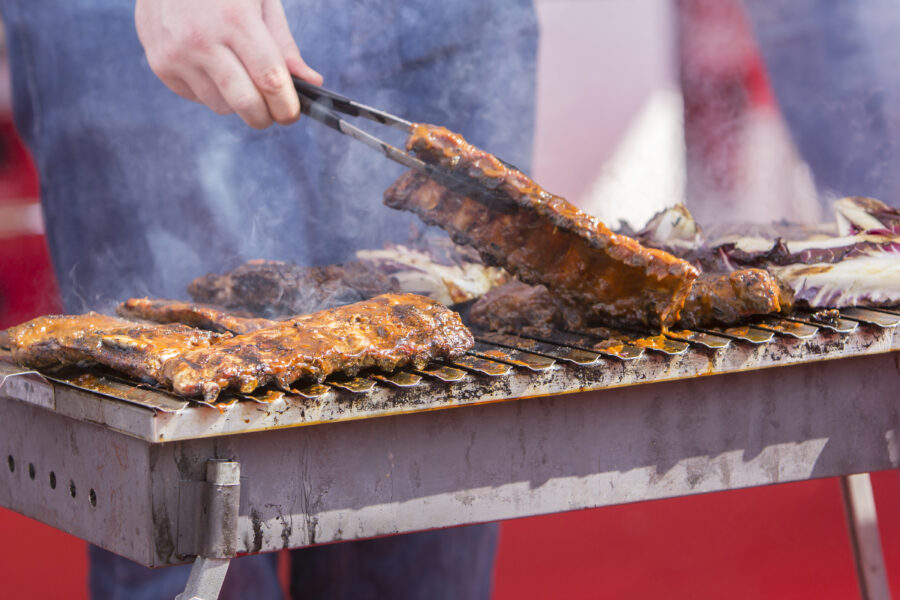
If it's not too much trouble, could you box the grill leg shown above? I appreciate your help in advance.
[176,459,241,600]
[841,473,892,600]
[176,556,232,600]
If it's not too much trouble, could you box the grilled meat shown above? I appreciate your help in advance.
[385,125,699,329]
[165,293,473,400]
[117,298,276,335]
[470,267,792,336]
[7,313,227,384]
[676,270,793,329]
[188,259,400,317]
[469,280,586,337]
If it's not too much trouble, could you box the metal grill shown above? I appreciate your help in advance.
[1,305,898,443]
[1,301,899,600]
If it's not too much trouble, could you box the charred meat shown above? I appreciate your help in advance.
[469,280,586,337]
[188,259,400,317]
[470,268,791,335]
[7,313,227,384]
[165,293,473,400]
[385,125,699,329]
[676,270,793,329]
[117,298,277,335]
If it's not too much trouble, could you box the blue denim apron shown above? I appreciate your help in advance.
[0,1,537,598]
[2,0,538,310]
[742,0,900,206]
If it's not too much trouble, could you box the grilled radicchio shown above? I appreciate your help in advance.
[766,251,900,308]
[713,197,900,308]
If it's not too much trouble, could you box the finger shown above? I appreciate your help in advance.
[184,70,233,115]
[225,13,300,125]
[166,75,201,103]
[206,46,272,129]
[262,0,323,85]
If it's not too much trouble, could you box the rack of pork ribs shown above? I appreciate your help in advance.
[384,124,792,333]
[6,125,807,402]
[7,294,473,401]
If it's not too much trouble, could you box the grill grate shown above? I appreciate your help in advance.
[1,306,899,423]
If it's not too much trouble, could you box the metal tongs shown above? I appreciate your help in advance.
[293,77,517,212]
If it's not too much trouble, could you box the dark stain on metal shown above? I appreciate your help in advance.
[306,515,318,546]
[278,512,292,549]
[174,447,194,480]
[250,509,263,553]
[153,510,175,563]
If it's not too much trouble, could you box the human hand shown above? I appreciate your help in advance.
[135,0,323,129]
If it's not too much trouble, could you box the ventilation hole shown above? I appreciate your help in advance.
[69,480,76,498]
[7,456,13,473]
[49,471,57,489]
[89,489,97,508]
[28,463,35,480]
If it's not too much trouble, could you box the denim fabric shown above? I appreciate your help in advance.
[0,1,536,598]
[1,0,538,311]
[290,524,500,600]
[742,0,900,205]
[89,546,283,600]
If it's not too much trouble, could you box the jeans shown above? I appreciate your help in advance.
[742,0,900,206]
[89,524,499,600]
[1,0,536,597]
[1,0,538,311]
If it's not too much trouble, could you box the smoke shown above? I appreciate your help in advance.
[676,0,820,229]
[737,0,900,210]
[2,1,533,316]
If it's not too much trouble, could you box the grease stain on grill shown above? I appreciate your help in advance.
[785,313,858,334]
[469,342,556,371]
[531,331,644,360]
[250,509,264,553]
[628,335,689,356]
[753,318,818,339]
[697,326,774,344]
[411,364,467,382]
[290,383,330,399]
[241,390,286,404]
[278,511,292,549]
[449,355,512,377]
[475,330,603,366]
[371,371,422,388]
[664,329,730,350]
[326,376,377,394]
[153,511,176,563]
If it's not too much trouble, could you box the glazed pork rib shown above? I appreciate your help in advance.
[165,293,473,400]
[385,125,699,329]
[117,298,277,335]
[8,294,472,400]
[677,270,794,329]
[470,268,793,335]
[469,280,586,337]
[7,313,227,384]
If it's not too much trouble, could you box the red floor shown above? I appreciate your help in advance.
[5,473,900,599]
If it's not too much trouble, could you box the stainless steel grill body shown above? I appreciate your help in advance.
[1,316,898,568]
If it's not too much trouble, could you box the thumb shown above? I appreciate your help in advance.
[262,0,323,85]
